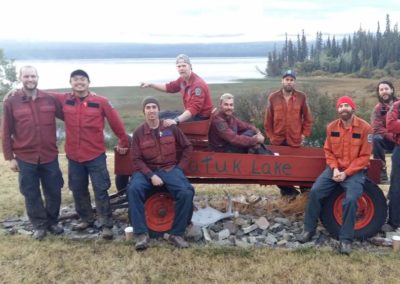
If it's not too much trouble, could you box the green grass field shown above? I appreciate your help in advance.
[1,77,400,283]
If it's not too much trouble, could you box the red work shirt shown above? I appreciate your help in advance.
[165,72,213,118]
[264,89,313,147]
[209,111,259,152]
[54,92,128,162]
[2,89,63,163]
[132,122,192,177]
[324,115,373,177]
[371,101,396,143]
[386,100,400,144]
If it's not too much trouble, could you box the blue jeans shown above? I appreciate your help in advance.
[372,134,395,170]
[304,167,365,242]
[17,158,63,230]
[127,167,194,235]
[388,145,400,227]
[68,153,112,228]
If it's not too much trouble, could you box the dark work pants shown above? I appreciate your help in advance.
[303,167,365,242]
[372,134,395,170]
[388,145,400,227]
[17,158,64,230]
[68,153,113,228]
[128,167,194,236]
[277,141,301,196]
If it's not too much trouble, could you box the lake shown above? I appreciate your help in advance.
[14,57,268,89]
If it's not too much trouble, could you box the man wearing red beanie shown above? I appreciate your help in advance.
[298,96,373,255]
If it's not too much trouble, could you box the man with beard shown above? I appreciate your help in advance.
[298,96,372,255]
[385,96,400,232]
[140,54,213,127]
[371,81,397,184]
[127,97,194,250]
[2,66,64,240]
[264,70,313,196]
[209,93,272,154]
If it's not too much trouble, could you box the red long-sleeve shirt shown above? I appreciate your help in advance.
[2,89,63,163]
[371,102,395,143]
[132,122,192,177]
[165,72,213,118]
[264,89,313,147]
[386,100,400,144]
[54,92,128,162]
[324,115,373,177]
[209,111,259,151]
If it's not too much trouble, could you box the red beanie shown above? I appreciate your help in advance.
[336,96,356,110]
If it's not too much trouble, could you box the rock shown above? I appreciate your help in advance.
[223,221,238,234]
[235,238,252,248]
[248,236,257,244]
[274,217,291,226]
[265,234,278,245]
[270,223,283,233]
[234,217,250,227]
[277,239,288,246]
[202,227,212,242]
[242,224,258,234]
[186,225,203,241]
[255,217,270,230]
[218,229,231,241]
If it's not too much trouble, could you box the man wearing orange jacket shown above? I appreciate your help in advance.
[264,70,313,196]
[298,96,372,255]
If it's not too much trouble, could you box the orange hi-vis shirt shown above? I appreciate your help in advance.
[324,115,373,177]
[264,89,313,147]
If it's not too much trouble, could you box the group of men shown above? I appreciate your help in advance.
[2,54,400,255]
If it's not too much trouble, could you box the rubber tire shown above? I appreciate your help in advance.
[320,179,387,240]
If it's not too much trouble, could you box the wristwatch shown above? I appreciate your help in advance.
[174,117,180,125]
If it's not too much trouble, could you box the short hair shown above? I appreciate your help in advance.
[219,93,234,104]
[19,65,38,78]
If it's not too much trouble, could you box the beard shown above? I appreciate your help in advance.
[381,94,394,104]
[283,85,293,93]
[339,110,353,122]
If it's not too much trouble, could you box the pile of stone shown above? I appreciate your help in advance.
[0,194,396,252]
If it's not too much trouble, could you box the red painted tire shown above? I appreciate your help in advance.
[321,179,387,240]
[145,192,175,233]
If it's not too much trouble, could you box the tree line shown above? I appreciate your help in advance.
[267,14,400,78]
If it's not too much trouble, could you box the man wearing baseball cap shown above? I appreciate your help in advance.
[264,69,313,196]
[140,54,213,127]
[55,69,129,240]
[298,96,373,254]
[127,96,194,250]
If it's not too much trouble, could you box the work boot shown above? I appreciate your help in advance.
[168,235,189,248]
[32,229,47,241]
[135,233,150,251]
[71,221,93,231]
[339,241,352,255]
[101,227,113,240]
[297,230,316,243]
[48,224,64,235]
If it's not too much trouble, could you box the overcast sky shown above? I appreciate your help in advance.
[2,0,399,43]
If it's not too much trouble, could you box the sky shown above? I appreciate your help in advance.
[1,0,400,43]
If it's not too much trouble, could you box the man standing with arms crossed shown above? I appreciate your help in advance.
[56,70,129,239]
[264,70,313,196]
[298,96,372,254]
[371,81,397,184]
[128,97,194,250]
[2,66,64,240]
[140,54,213,126]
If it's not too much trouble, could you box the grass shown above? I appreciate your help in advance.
[0,77,398,283]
